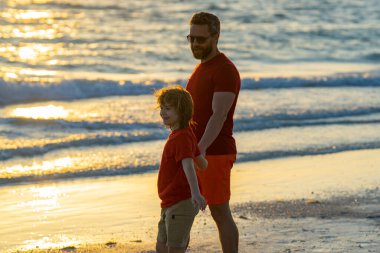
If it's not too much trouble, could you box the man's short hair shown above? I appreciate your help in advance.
[189,12,220,35]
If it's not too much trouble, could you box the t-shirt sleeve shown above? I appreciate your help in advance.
[174,133,196,162]
[212,63,240,94]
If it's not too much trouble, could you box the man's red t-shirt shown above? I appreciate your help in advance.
[186,53,240,155]
[157,127,201,208]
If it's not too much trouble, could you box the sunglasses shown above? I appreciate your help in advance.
[186,35,210,44]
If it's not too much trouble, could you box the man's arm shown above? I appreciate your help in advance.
[198,92,236,155]
[182,158,207,210]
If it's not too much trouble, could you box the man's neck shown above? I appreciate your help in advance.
[201,49,220,63]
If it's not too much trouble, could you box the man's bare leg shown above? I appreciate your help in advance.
[209,202,239,253]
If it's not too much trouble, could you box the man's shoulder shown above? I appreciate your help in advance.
[220,53,236,65]
[216,53,239,74]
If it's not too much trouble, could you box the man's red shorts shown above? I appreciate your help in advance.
[197,154,236,205]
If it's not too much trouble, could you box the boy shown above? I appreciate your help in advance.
[155,85,208,253]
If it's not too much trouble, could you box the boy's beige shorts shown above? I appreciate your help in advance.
[157,198,199,248]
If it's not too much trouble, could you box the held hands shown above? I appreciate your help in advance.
[195,155,208,171]
[192,193,207,211]
[181,158,207,210]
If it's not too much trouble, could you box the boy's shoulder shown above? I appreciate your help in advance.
[169,127,195,141]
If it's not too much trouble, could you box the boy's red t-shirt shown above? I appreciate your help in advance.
[186,53,240,155]
[157,127,200,208]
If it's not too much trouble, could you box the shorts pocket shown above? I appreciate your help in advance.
[165,213,195,248]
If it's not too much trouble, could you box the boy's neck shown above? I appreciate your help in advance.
[170,124,180,131]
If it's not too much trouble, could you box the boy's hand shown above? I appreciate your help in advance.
[195,164,207,171]
[192,193,207,211]
[195,155,208,171]
[181,158,207,211]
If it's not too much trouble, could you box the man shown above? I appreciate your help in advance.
[185,12,240,253]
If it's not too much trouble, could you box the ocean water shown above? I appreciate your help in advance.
[1,0,380,251]
[1,0,380,186]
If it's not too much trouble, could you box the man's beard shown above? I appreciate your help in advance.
[191,43,212,60]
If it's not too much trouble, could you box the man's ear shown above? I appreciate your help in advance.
[213,33,220,44]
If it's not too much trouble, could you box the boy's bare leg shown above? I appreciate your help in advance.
[209,202,239,253]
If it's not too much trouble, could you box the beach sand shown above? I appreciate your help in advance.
[9,149,380,253]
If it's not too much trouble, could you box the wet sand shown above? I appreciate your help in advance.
[8,149,380,253]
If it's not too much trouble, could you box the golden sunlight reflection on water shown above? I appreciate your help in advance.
[22,236,82,252]
[17,186,61,212]
[0,5,77,82]
[0,43,63,64]
[7,0,55,7]
[10,105,70,119]
[2,9,51,21]
[7,26,62,40]
[3,157,73,177]
[8,185,76,251]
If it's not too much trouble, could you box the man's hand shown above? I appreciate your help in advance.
[195,155,208,171]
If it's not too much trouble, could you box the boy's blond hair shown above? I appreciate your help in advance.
[155,85,194,129]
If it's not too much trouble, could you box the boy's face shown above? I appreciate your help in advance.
[160,103,180,130]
